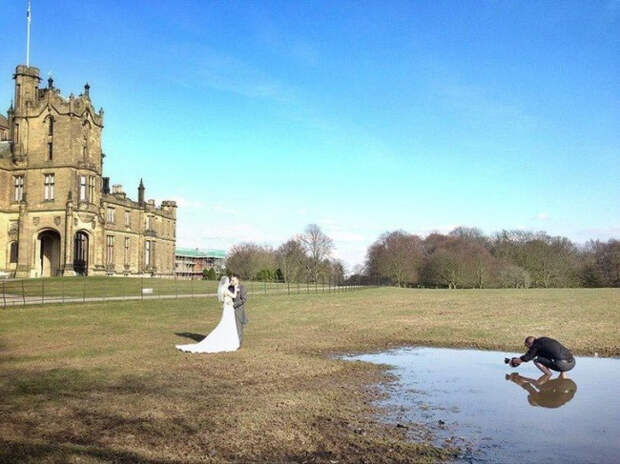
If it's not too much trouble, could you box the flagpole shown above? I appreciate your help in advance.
[26,0,31,66]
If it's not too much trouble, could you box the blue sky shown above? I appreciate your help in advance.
[1,1,618,268]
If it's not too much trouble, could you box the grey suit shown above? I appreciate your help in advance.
[233,284,248,345]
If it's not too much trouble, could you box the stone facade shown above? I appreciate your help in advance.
[0,64,177,278]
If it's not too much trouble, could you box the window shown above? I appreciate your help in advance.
[106,207,115,223]
[124,237,130,265]
[145,240,151,267]
[106,235,114,265]
[125,211,131,227]
[82,120,90,158]
[79,176,87,201]
[47,117,54,161]
[44,174,55,200]
[88,176,95,203]
[145,215,151,230]
[9,242,18,263]
[13,176,24,201]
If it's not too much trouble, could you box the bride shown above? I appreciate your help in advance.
[176,276,240,353]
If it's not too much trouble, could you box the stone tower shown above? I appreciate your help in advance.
[0,64,177,278]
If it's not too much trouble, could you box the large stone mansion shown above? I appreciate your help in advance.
[0,64,177,278]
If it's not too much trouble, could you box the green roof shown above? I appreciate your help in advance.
[175,248,226,258]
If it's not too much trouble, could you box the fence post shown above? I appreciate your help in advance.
[2,280,6,309]
[82,275,86,303]
[287,279,290,296]
[62,277,65,304]
[41,278,45,305]
[263,280,267,295]
[175,274,178,299]
[22,279,26,306]
[141,276,144,301]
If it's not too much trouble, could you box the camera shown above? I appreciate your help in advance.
[504,357,519,367]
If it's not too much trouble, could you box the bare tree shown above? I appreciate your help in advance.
[496,263,531,288]
[580,239,620,287]
[330,259,346,284]
[276,239,307,283]
[300,224,334,282]
[226,243,276,280]
[366,231,423,287]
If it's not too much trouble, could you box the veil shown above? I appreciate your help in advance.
[217,276,230,302]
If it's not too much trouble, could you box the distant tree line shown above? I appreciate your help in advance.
[225,224,345,283]
[354,227,619,288]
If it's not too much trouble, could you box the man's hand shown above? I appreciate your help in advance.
[510,357,522,368]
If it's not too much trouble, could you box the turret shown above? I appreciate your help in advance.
[13,65,40,113]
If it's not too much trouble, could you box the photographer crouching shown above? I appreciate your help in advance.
[507,336,576,379]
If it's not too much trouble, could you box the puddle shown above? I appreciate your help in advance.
[345,346,619,464]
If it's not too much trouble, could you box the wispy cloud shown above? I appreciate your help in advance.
[161,42,298,104]
[535,212,550,221]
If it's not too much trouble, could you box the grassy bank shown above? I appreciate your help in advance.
[1,276,334,302]
[1,288,618,463]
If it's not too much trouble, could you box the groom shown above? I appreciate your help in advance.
[231,275,248,345]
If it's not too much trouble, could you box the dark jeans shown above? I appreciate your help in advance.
[536,356,576,372]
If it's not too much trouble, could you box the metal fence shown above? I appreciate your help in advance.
[1,276,374,308]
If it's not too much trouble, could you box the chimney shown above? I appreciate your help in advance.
[102,177,110,194]
[138,178,145,206]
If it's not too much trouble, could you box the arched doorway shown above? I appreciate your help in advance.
[74,231,89,276]
[38,230,61,277]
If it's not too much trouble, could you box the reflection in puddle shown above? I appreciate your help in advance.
[345,347,619,464]
[506,373,578,408]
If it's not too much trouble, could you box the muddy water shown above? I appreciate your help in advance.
[345,347,619,464]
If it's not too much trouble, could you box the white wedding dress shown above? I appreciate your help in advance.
[176,285,240,353]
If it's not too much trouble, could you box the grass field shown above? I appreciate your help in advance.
[1,276,338,303]
[1,288,618,463]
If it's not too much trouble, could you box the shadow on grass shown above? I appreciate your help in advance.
[174,332,206,342]
[0,439,190,464]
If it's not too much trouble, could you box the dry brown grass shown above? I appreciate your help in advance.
[1,288,618,463]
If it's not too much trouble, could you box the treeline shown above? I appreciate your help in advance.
[224,224,345,283]
[353,227,619,288]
